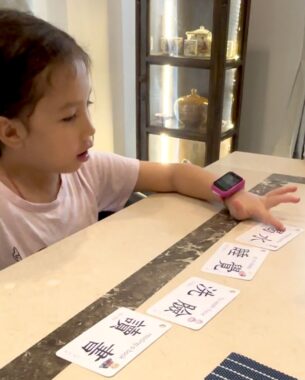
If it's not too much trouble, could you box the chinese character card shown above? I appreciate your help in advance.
[56,307,171,377]
[236,223,303,251]
[147,277,239,330]
[201,242,269,280]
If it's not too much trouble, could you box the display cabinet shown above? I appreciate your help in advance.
[136,0,251,166]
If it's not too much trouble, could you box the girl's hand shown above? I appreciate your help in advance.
[224,185,300,231]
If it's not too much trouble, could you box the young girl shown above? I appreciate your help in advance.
[0,9,299,271]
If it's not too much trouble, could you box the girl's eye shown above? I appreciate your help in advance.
[62,114,77,122]
[61,101,92,122]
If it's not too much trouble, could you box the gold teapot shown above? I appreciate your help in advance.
[174,89,208,130]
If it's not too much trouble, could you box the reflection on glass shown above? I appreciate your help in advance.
[149,134,206,166]
[222,69,237,132]
[150,65,209,130]
[227,0,242,59]
[149,134,233,166]
[150,0,178,56]
[161,65,174,121]
[150,64,177,129]
[220,138,232,159]
[149,0,213,59]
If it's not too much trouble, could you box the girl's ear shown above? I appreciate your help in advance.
[0,117,28,149]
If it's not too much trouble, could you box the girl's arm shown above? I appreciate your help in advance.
[134,161,300,230]
[135,161,219,202]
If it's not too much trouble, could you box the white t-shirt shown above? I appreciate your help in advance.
[0,152,139,270]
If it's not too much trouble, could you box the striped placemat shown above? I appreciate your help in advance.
[205,352,298,380]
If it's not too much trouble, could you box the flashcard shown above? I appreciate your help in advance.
[56,307,171,377]
[201,242,269,280]
[147,277,239,330]
[236,223,303,251]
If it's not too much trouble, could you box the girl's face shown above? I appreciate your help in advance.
[19,60,95,174]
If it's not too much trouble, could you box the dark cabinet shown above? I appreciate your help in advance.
[136,0,251,166]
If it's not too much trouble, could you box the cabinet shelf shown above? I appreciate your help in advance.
[136,0,251,166]
[147,55,243,69]
[145,126,236,143]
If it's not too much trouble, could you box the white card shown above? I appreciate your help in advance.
[236,223,303,251]
[147,277,239,330]
[56,307,171,377]
[201,242,269,280]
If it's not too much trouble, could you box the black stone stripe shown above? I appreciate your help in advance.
[0,173,303,380]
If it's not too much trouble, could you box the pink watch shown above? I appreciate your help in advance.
[211,171,245,199]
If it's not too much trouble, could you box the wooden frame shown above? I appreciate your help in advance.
[136,0,251,165]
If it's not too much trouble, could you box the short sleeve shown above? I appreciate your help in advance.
[78,151,140,212]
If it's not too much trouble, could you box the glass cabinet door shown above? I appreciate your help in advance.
[148,135,233,166]
[149,65,209,132]
[222,68,237,133]
[149,135,206,166]
[137,0,251,166]
[149,0,214,60]
[227,0,244,60]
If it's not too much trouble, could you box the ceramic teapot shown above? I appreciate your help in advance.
[185,25,212,57]
[174,89,208,130]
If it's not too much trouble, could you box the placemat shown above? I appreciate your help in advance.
[205,352,298,380]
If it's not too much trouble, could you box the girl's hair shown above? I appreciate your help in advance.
[0,9,91,155]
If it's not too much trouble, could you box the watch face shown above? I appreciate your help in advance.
[214,171,243,191]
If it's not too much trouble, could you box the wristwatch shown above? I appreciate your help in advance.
[211,171,245,199]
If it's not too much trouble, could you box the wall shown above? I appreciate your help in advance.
[66,0,115,153]
[238,0,305,157]
[107,0,136,157]
[30,0,118,154]
[0,0,29,11]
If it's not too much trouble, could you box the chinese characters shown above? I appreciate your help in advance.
[82,341,115,361]
[165,283,216,318]
[110,318,146,336]
[214,261,242,273]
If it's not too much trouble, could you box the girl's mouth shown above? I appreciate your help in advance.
[77,150,90,162]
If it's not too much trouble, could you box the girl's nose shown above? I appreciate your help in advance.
[83,113,96,137]
[88,121,96,137]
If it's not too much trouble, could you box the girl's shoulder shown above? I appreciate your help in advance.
[72,151,140,211]
[78,151,139,177]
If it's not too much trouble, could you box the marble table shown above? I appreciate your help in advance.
[0,151,304,379]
